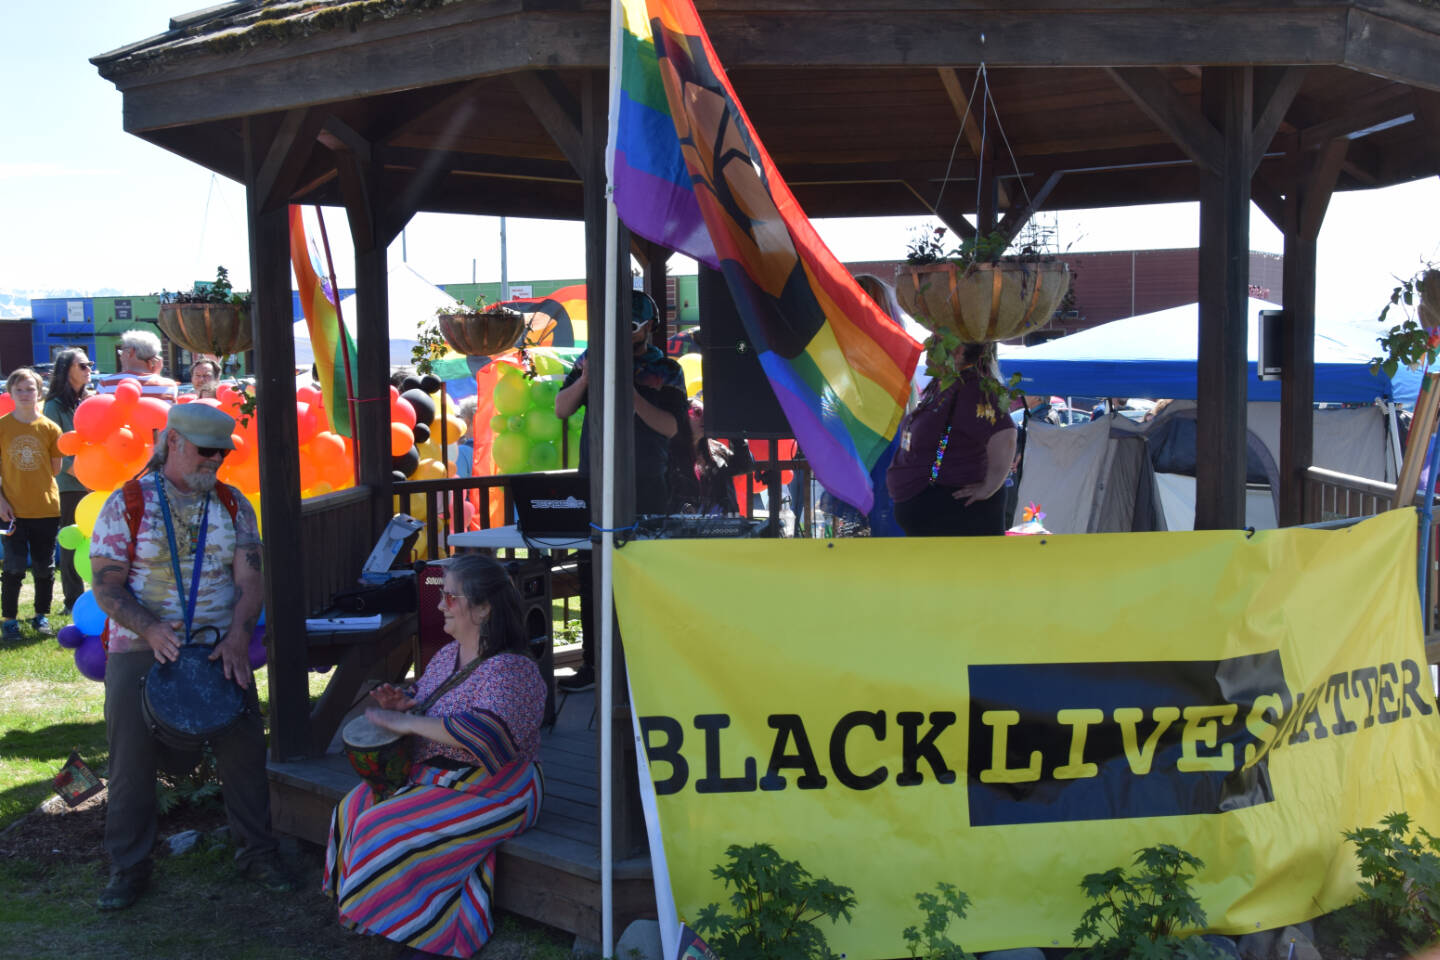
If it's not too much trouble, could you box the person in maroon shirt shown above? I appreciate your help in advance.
[886,341,1018,536]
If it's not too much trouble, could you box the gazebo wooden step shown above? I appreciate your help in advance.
[268,700,656,941]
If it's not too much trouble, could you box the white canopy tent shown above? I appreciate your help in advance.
[293,262,461,369]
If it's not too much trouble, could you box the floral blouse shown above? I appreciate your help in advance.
[410,646,546,773]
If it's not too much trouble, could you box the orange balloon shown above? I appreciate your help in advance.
[104,427,143,463]
[73,444,122,491]
[0,394,13,417]
[296,402,320,445]
[113,379,141,409]
[390,423,414,457]
[130,396,170,434]
[74,395,122,441]
[391,398,416,430]
[57,431,82,456]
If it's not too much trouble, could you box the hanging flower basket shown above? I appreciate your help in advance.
[895,260,1071,343]
[157,302,253,357]
[436,308,525,357]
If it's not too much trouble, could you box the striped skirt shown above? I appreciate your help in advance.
[324,759,544,957]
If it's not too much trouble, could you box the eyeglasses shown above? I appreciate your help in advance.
[195,446,228,459]
[441,590,464,607]
[76,362,94,370]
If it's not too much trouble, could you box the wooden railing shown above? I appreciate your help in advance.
[298,486,376,615]
[1303,466,1440,652]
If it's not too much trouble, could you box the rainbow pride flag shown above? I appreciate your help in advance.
[612,0,921,511]
[288,206,357,436]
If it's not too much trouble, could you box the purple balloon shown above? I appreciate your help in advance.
[74,635,106,682]
[248,625,268,670]
[56,624,86,650]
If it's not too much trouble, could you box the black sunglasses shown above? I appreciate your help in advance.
[195,446,228,459]
[75,361,94,370]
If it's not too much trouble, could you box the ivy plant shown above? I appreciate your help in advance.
[1071,844,1225,959]
[692,843,857,960]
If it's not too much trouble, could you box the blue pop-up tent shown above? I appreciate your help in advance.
[997,298,1421,407]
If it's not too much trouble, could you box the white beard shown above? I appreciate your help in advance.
[184,467,219,493]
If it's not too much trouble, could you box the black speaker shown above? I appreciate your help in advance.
[697,266,791,437]
[1258,309,1283,381]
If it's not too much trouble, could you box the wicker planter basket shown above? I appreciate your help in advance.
[895,260,1071,343]
[437,310,525,357]
[157,302,253,357]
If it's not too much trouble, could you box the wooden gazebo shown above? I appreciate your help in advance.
[94,0,1440,940]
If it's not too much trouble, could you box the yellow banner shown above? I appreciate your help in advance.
[614,511,1440,957]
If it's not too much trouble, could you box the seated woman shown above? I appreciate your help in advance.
[324,554,546,960]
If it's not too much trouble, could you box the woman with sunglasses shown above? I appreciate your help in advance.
[0,368,64,641]
[45,349,95,614]
[324,553,546,960]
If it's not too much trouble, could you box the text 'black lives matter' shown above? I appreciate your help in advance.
[967,653,1288,827]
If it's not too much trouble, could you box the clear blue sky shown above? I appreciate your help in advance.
[3,0,1437,331]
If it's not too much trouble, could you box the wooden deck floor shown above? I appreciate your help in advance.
[268,687,657,941]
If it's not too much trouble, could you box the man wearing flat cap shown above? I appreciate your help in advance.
[89,403,292,910]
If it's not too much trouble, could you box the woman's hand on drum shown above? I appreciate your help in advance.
[142,620,184,663]
[209,628,254,690]
[370,684,416,711]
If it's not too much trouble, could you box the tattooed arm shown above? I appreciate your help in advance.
[92,557,181,663]
[211,496,263,689]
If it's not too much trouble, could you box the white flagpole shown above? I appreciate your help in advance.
[601,0,625,954]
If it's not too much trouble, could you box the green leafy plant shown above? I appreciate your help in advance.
[692,842,857,960]
[413,315,451,375]
[1326,811,1440,955]
[902,883,976,960]
[906,225,1012,268]
[1372,267,1440,379]
[1071,844,1224,959]
[160,265,249,306]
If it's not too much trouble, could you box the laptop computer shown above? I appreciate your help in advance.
[511,473,592,540]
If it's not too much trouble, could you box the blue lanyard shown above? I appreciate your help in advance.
[153,473,210,645]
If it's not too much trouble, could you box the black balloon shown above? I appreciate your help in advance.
[400,375,422,393]
[393,447,420,477]
[391,470,409,483]
[401,388,436,426]
[418,374,442,394]
[413,421,431,445]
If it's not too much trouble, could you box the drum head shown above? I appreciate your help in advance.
[343,713,400,750]
[141,646,244,748]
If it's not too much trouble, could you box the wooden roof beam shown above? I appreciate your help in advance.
[253,107,325,214]
[1105,67,1223,177]
[1298,83,1414,152]
[322,115,383,251]
[995,170,1063,250]
[511,70,585,177]
[903,179,977,241]
[1413,89,1440,178]
[1250,67,1306,175]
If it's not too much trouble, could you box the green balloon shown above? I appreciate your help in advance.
[493,375,531,416]
[492,432,531,474]
[564,429,582,468]
[73,543,92,582]
[529,379,561,409]
[57,524,85,551]
[523,411,562,443]
[488,414,508,434]
[506,416,526,433]
[528,441,560,471]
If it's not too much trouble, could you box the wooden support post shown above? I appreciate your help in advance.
[244,118,309,760]
[1196,67,1253,531]
[1278,138,1346,526]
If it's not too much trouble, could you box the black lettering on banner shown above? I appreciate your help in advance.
[896,711,957,786]
[1401,659,1435,719]
[640,716,689,796]
[966,653,1285,826]
[1326,673,1358,736]
[1353,667,1379,728]
[693,714,757,794]
[761,715,828,791]
[1377,663,1401,725]
[829,710,888,790]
